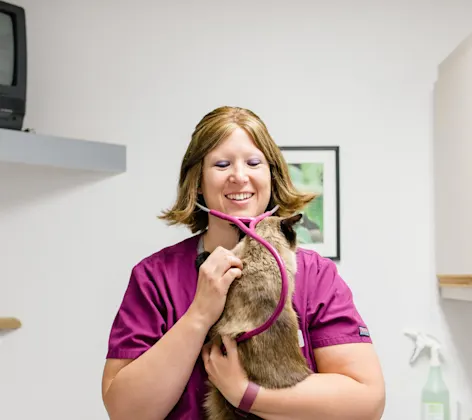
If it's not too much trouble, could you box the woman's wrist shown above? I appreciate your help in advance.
[184,305,212,334]
[228,378,249,407]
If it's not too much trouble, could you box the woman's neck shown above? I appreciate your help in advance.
[202,218,240,252]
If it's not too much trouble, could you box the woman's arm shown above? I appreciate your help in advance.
[204,339,385,420]
[250,343,385,420]
[102,308,209,420]
[102,246,243,420]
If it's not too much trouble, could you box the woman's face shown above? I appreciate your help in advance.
[200,127,271,221]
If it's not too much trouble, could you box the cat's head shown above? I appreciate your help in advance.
[253,213,303,251]
[236,214,302,276]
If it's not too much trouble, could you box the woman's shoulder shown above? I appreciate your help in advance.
[133,233,202,274]
[295,247,336,274]
[294,247,344,293]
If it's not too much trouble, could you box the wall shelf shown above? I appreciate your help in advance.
[0,317,22,330]
[438,275,472,302]
[0,128,126,173]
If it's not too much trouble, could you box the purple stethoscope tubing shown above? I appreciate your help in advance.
[195,203,288,343]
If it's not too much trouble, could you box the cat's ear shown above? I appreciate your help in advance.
[280,214,303,246]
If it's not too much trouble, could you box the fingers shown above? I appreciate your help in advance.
[199,247,243,291]
[202,339,222,358]
[202,342,212,367]
[225,254,244,270]
[202,342,211,358]
[199,251,242,281]
[203,337,234,361]
[210,247,243,273]
[211,339,221,355]
[202,340,221,373]
[221,335,238,357]
[221,267,242,288]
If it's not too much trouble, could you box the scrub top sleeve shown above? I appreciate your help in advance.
[106,263,167,359]
[307,254,372,349]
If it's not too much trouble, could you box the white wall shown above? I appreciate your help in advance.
[1,1,471,419]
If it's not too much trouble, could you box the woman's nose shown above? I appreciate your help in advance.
[230,164,249,184]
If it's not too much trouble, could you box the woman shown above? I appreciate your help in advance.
[101,106,386,420]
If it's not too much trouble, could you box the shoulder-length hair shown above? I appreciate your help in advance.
[159,106,316,233]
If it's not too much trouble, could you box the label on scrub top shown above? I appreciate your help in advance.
[297,329,304,347]
[423,403,444,420]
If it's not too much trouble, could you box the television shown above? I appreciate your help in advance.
[0,1,26,131]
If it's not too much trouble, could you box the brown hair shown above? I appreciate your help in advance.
[159,106,316,233]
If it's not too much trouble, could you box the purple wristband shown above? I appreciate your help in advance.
[236,381,260,414]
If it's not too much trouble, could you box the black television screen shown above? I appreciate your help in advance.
[0,11,14,86]
[0,1,26,131]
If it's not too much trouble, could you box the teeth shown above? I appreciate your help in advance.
[226,193,253,201]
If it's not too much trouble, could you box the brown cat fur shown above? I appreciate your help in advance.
[201,214,312,420]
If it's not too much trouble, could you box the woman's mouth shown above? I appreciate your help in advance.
[225,192,254,202]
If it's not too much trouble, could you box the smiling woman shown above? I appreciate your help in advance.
[197,127,273,251]
[101,106,385,420]
[159,107,315,237]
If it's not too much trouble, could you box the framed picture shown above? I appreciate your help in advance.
[279,146,340,260]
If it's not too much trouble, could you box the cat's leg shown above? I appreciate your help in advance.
[204,383,237,420]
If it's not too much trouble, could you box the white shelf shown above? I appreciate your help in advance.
[438,275,472,302]
[0,128,126,173]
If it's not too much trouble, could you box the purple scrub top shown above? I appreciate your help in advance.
[106,234,372,419]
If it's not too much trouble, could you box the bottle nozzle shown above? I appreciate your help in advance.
[403,329,443,366]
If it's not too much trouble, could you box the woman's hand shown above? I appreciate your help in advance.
[202,335,249,407]
[188,246,243,330]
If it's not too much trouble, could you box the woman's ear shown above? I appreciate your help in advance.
[196,177,202,194]
[196,188,204,202]
[280,214,303,246]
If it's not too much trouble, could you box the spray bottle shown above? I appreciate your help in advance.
[404,330,450,420]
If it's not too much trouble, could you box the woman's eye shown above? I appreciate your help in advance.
[248,159,261,166]
[215,161,230,168]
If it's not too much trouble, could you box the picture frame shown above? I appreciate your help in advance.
[278,146,340,260]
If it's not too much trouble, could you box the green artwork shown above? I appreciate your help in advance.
[280,145,339,260]
[288,162,324,244]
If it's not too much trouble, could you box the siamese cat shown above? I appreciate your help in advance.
[196,214,312,420]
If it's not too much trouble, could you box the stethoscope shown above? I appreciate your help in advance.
[195,202,288,343]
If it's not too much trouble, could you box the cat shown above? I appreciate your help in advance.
[196,214,312,420]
